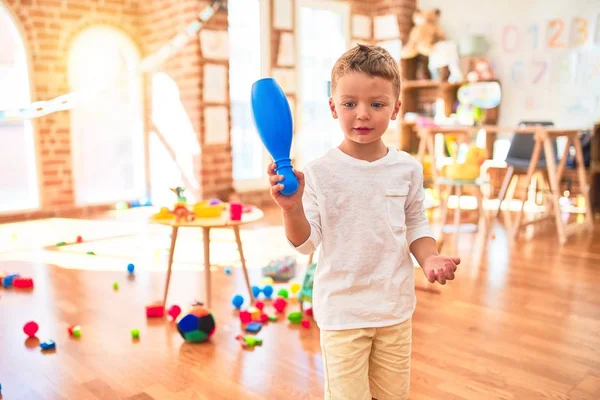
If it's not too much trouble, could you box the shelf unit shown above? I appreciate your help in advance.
[398,79,500,157]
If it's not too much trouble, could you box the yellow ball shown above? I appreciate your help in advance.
[261,277,274,285]
[290,282,301,295]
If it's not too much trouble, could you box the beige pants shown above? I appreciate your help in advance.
[320,318,412,400]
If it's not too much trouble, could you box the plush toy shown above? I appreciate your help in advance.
[401,8,445,80]
[442,145,488,181]
[466,58,494,82]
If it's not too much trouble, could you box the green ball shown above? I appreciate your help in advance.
[72,327,81,338]
[277,288,289,299]
[131,328,140,339]
[113,282,119,291]
[287,311,302,324]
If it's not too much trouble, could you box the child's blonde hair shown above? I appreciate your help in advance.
[331,44,401,98]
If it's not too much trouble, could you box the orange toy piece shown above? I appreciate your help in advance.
[172,203,195,223]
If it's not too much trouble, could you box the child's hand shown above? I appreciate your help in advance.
[422,255,460,285]
[268,162,305,211]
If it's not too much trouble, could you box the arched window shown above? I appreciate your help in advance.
[68,26,145,205]
[0,4,39,212]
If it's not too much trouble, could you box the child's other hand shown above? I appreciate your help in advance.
[268,162,305,211]
[422,255,460,285]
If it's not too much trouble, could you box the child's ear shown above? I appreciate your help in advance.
[391,100,402,120]
[328,97,338,119]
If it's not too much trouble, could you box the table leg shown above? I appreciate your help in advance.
[542,137,567,244]
[203,227,212,308]
[513,139,543,239]
[572,132,594,229]
[163,226,178,307]
[233,225,254,304]
[495,165,514,219]
[453,185,462,255]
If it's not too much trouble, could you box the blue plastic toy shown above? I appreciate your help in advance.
[40,340,56,350]
[245,322,262,333]
[251,78,298,196]
[231,294,244,309]
[127,263,135,274]
[251,285,274,300]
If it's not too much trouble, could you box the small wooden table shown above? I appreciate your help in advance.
[153,207,264,308]
[415,124,594,244]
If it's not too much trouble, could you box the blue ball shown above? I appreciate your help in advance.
[252,285,261,298]
[225,267,231,275]
[231,294,244,309]
[127,263,135,274]
[262,285,274,299]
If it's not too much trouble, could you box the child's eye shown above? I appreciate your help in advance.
[343,102,356,108]
[372,102,384,108]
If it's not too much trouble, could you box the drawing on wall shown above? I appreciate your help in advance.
[200,29,229,60]
[352,15,372,39]
[203,64,228,103]
[204,106,229,145]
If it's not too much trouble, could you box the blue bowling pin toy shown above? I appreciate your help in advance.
[251,78,299,196]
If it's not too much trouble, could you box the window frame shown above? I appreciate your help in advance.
[231,0,272,193]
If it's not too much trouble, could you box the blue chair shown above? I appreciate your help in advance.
[495,121,557,217]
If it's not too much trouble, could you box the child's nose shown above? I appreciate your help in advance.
[356,105,370,120]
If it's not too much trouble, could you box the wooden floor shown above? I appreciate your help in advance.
[0,206,599,400]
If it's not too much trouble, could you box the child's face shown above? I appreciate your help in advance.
[329,72,401,146]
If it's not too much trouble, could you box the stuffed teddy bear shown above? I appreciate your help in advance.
[401,8,445,79]
[466,57,494,82]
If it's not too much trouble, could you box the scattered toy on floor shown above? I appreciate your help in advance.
[40,340,56,351]
[168,305,181,320]
[68,325,82,338]
[176,304,216,343]
[23,321,39,338]
[231,294,244,309]
[245,322,262,333]
[146,303,165,318]
[131,329,140,340]
[127,263,135,274]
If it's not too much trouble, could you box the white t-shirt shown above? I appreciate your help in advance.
[290,147,434,330]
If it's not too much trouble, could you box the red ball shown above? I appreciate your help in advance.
[273,298,287,313]
[301,319,310,329]
[24,321,39,337]
[168,305,181,320]
[76,235,83,243]
[255,301,264,311]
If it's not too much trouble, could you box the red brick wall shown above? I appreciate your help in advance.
[2,0,141,220]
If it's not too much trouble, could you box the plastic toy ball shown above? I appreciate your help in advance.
[225,267,231,275]
[251,285,261,298]
[255,301,264,311]
[262,285,274,299]
[231,294,244,309]
[261,277,274,285]
[277,288,289,299]
[176,305,216,343]
[131,328,140,339]
[113,282,119,291]
[23,321,39,337]
[127,263,135,274]
[290,282,301,295]
[76,235,83,243]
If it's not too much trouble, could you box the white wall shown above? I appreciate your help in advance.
[419,0,600,129]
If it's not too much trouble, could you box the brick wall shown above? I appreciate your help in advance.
[2,0,141,221]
